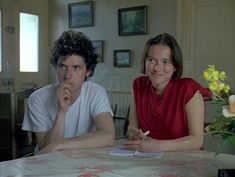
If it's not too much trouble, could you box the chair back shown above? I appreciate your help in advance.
[10,87,37,159]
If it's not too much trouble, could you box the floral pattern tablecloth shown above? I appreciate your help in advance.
[0,146,234,177]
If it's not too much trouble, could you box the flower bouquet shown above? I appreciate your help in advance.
[203,65,235,155]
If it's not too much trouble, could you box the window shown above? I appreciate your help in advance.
[20,12,39,72]
[0,9,2,72]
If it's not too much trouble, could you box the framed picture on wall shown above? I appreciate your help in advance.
[113,50,131,67]
[68,1,93,28]
[92,40,103,63]
[118,5,147,36]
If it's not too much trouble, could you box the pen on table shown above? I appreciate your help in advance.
[144,131,150,136]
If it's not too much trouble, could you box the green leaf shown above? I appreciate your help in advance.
[215,139,230,156]
[214,135,235,156]
[227,135,235,147]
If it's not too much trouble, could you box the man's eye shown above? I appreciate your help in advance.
[57,64,66,69]
[73,65,83,71]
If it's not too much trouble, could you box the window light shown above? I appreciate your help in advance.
[20,12,39,72]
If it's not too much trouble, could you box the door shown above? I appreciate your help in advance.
[0,0,49,91]
[177,0,235,153]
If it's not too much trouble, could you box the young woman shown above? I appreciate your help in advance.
[124,33,211,152]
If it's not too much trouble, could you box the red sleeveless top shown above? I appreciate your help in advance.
[133,76,212,140]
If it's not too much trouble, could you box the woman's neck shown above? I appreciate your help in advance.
[152,80,170,95]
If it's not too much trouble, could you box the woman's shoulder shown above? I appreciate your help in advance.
[134,75,148,81]
[133,75,150,84]
[174,77,212,98]
[178,77,198,83]
[175,77,200,88]
[132,76,153,94]
[169,78,201,96]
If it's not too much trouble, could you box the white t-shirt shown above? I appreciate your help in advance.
[22,81,113,138]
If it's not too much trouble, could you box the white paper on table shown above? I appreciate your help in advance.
[109,146,163,158]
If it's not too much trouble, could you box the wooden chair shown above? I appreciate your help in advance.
[112,104,130,138]
[10,87,37,159]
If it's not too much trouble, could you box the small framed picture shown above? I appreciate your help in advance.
[118,5,147,36]
[113,50,131,67]
[68,1,93,28]
[92,40,103,63]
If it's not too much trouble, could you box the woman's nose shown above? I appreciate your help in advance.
[154,61,162,70]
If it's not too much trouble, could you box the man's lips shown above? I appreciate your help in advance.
[63,81,73,86]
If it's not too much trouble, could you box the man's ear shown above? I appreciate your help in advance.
[86,70,91,77]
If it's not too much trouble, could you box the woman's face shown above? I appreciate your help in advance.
[145,44,175,91]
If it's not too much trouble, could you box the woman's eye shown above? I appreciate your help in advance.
[147,58,154,62]
[162,59,170,64]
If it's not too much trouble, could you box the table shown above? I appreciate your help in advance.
[0,143,234,177]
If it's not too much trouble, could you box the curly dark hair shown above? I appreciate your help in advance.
[50,30,97,77]
[140,33,183,79]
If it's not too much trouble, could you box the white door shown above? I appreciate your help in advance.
[177,0,235,153]
[0,0,49,91]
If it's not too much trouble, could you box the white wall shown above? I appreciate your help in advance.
[49,0,177,116]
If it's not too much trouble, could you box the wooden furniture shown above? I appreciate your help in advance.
[112,104,129,138]
[0,88,37,161]
[0,92,12,161]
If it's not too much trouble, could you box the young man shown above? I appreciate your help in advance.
[22,30,115,154]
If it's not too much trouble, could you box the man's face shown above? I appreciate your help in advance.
[56,54,91,93]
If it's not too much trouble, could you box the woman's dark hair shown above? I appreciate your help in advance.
[140,33,183,79]
[50,30,97,77]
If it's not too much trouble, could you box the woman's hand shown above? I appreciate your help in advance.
[127,127,149,140]
[126,127,159,152]
[123,137,154,152]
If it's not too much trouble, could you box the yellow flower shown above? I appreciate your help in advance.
[203,64,227,82]
[203,71,211,80]
[208,64,215,72]
[209,81,219,92]
[203,64,234,155]
[204,65,230,95]
[224,84,230,93]
[203,71,212,81]
[211,71,219,81]
[218,82,225,91]
[219,71,226,81]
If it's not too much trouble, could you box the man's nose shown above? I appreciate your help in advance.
[64,67,72,79]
